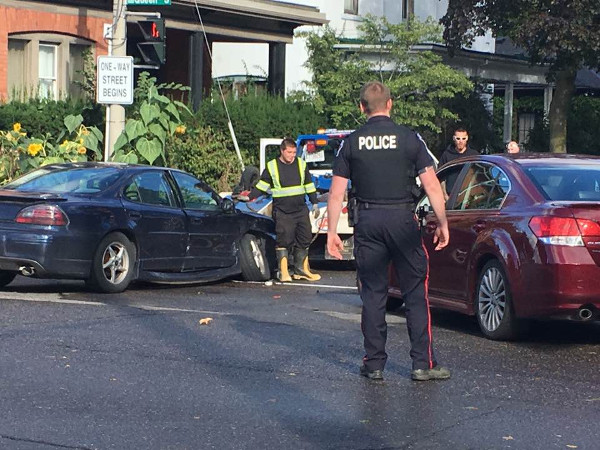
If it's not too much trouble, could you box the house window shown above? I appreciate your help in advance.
[7,40,25,99]
[7,34,92,101]
[39,44,58,99]
[69,44,90,99]
[344,0,358,15]
[402,0,409,19]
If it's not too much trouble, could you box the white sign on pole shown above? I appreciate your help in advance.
[97,56,134,105]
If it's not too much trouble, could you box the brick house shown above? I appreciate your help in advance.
[0,0,326,104]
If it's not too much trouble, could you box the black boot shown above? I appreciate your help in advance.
[292,247,321,281]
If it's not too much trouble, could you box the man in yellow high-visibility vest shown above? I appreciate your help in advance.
[246,137,321,282]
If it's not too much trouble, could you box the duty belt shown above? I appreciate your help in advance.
[358,202,414,210]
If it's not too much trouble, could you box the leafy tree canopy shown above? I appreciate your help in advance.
[441,0,600,153]
[441,0,600,77]
[301,15,473,132]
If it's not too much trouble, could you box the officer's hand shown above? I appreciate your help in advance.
[312,204,321,219]
[327,233,343,260]
[433,224,450,251]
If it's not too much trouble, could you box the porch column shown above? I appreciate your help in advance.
[503,82,514,143]
[543,85,553,119]
[190,32,211,111]
[268,42,285,96]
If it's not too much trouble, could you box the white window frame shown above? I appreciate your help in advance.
[38,43,58,100]
[7,33,93,101]
[344,0,358,15]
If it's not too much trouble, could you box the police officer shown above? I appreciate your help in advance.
[326,81,450,381]
[247,138,321,282]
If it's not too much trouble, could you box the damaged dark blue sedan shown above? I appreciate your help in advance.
[0,163,275,293]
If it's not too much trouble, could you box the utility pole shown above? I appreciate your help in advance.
[106,0,127,160]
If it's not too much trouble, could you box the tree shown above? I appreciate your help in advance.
[441,0,600,153]
[301,15,473,132]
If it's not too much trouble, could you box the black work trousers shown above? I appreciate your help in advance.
[273,207,312,249]
[354,207,437,371]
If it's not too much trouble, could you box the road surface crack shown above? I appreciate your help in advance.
[0,433,94,449]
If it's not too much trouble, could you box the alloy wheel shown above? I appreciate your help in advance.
[101,242,130,285]
[249,237,267,274]
[478,266,507,332]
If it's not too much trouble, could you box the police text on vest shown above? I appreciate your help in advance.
[358,135,397,150]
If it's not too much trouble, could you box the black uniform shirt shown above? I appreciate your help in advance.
[333,116,434,204]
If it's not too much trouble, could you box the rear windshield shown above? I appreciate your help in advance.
[4,167,121,194]
[524,165,600,201]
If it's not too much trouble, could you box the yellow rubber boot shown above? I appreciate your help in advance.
[276,248,292,282]
[292,248,321,281]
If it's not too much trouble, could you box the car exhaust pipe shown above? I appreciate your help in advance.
[577,307,594,321]
[19,265,35,276]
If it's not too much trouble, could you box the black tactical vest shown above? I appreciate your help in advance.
[348,117,417,204]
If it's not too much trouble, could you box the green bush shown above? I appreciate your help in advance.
[501,95,600,154]
[0,99,103,138]
[112,72,192,165]
[568,95,600,155]
[166,125,242,192]
[197,92,325,167]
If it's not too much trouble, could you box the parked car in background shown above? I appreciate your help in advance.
[389,153,600,340]
[0,163,275,293]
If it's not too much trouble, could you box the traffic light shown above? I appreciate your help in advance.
[136,18,166,65]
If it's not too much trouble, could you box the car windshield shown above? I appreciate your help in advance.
[4,167,122,194]
[524,165,600,201]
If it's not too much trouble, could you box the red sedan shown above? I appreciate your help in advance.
[388,153,600,340]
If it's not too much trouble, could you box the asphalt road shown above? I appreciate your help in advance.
[1,266,599,450]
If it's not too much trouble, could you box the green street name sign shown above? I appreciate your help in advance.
[127,0,171,5]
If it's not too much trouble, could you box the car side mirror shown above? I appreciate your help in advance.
[221,197,236,213]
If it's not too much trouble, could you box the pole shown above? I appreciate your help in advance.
[503,82,514,144]
[107,0,127,161]
[104,29,113,162]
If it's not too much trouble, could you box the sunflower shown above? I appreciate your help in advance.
[77,146,87,155]
[13,123,21,132]
[27,143,43,156]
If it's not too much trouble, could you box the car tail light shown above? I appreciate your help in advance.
[529,216,600,246]
[576,219,600,236]
[15,205,68,226]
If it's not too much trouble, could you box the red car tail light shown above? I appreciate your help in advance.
[529,216,584,246]
[575,219,600,236]
[15,205,68,226]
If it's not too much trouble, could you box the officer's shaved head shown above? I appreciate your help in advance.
[360,82,391,115]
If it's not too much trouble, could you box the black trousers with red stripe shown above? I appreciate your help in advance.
[354,207,437,371]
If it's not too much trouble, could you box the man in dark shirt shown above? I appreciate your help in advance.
[439,128,479,166]
[327,81,451,381]
[439,128,479,198]
[248,138,321,282]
